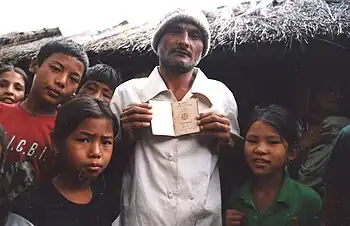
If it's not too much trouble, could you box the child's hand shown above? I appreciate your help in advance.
[225,209,246,226]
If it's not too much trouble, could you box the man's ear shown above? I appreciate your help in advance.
[29,57,38,74]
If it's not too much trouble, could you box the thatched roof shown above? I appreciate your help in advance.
[1,0,349,64]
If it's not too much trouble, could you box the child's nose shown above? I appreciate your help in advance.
[89,143,102,158]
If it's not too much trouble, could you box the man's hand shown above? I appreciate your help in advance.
[197,112,233,148]
[226,209,246,226]
[120,103,152,141]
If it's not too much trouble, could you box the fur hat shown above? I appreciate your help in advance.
[151,9,211,58]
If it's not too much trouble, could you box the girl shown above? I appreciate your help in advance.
[225,105,322,226]
[0,65,28,104]
[5,96,119,226]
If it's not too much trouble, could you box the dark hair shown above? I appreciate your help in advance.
[0,65,29,92]
[245,104,299,152]
[79,64,122,91]
[52,96,119,147]
[36,40,89,76]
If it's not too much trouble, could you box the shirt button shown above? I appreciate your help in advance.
[167,191,174,199]
[166,152,173,161]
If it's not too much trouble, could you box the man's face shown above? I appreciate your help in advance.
[30,53,85,106]
[78,80,114,103]
[158,23,204,74]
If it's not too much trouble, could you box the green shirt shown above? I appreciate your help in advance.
[227,175,322,226]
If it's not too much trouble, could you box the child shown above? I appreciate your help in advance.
[225,105,322,226]
[0,40,89,186]
[0,65,28,104]
[5,96,119,226]
[78,64,122,103]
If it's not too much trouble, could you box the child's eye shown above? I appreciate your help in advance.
[76,138,89,143]
[103,93,112,99]
[69,76,80,84]
[15,85,24,91]
[246,139,257,143]
[50,66,61,73]
[86,85,97,92]
[102,140,113,146]
[268,140,282,145]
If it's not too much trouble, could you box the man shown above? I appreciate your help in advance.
[110,9,240,226]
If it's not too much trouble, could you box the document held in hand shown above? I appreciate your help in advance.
[150,99,200,137]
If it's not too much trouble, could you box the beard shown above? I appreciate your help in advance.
[160,56,200,74]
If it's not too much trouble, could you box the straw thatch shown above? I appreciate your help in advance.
[1,0,349,64]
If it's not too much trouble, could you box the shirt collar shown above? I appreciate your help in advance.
[239,171,293,207]
[140,67,213,105]
[276,172,293,204]
[140,67,168,103]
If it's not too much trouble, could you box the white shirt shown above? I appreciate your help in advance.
[110,67,240,226]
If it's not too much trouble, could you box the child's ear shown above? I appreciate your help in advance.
[29,57,39,74]
[287,150,297,161]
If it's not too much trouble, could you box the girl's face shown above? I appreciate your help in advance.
[0,71,26,104]
[62,117,114,180]
[244,120,295,177]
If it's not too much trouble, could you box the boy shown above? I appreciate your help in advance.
[78,63,122,103]
[0,39,89,185]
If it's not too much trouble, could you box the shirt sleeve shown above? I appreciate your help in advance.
[221,84,240,137]
[5,213,34,226]
[110,84,126,119]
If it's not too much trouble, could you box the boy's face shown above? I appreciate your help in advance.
[244,120,294,176]
[0,71,26,104]
[78,81,113,103]
[62,117,114,181]
[30,53,85,106]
